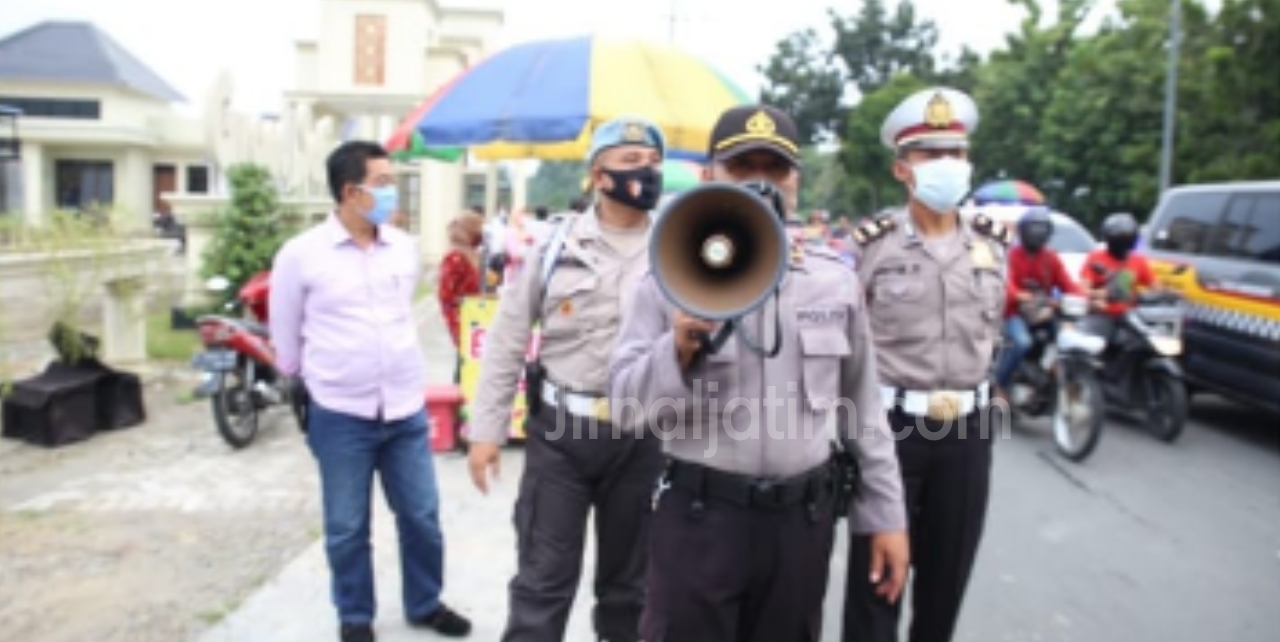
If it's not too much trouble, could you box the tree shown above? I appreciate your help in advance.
[201,163,287,309]
[758,29,847,144]
[1037,0,1216,224]
[526,161,588,211]
[758,0,940,144]
[831,0,939,96]
[839,74,930,216]
[970,0,1095,195]
[1183,0,1280,182]
[797,146,860,215]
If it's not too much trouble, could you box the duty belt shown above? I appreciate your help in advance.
[880,382,990,422]
[663,458,832,511]
[541,379,611,422]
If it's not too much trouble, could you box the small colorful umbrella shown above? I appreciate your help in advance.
[972,179,1046,206]
[661,159,703,193]
[412,35,753,162]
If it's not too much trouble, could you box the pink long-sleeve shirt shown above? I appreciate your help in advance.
[268,215,426,422]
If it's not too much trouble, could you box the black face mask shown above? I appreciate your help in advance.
[1106,238,1135,260]
[601,165,663,211]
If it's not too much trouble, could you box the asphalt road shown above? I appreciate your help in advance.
[819,395,1280,642]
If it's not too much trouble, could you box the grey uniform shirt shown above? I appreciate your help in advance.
[609,246,907,534]
[470,208,650,444]
[855,210,1009,391]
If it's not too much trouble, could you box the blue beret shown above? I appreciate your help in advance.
[586,117,666,163]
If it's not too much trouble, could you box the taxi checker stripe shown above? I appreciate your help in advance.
[1184,302,1280,342]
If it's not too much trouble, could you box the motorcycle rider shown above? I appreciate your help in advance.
[994,208,1085,401]
[1077,212,1158,341]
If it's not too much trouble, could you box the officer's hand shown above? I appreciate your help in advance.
[467,442,501,494]
[673,310,717,370]
[1015,291,1034,303]
[869,529,910,604]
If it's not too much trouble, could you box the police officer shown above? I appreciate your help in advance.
[842,88,1010,642]
[610,105,910,642]
[467,117,667,642]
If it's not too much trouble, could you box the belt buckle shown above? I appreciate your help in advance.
[591,397,611,422]
[750,479,783,509]
[926,391,961,422]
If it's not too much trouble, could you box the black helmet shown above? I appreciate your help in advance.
[1101,212,1139,259]
[1017,207,1054,253]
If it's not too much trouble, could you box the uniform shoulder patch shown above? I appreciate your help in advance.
[852,214,897,247]
[970,213,1013,246]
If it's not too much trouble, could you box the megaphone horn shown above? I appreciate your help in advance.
[649,181,790,323]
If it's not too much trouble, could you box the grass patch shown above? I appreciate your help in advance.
[147,311,201,361]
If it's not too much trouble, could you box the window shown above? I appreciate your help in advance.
[1149,191,1231,255]
[1207,195,1257,257]
[353,15,387,86]
[1047,218,1097,254]
[55,160,114,213]
[0,96,100,120]
[1243,194,1280,263]
[186,165,210,194]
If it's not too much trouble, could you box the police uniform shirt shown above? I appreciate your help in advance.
[854,209,1009,392]
[469,207,650,444]
[610,245,908,534]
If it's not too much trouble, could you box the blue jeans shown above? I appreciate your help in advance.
[996,316,1034,388]
[307,401,444,625]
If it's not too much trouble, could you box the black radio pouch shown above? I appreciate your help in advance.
[830,441,862,516]
[524,360,545,416]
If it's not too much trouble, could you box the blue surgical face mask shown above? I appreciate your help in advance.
[360,185,398,226]
[910,157,973,215]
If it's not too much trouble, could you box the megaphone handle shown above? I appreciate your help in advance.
[688,321,736,371]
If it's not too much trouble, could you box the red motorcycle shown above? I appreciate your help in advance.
[192,271,307,448]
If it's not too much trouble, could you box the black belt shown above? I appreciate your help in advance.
[664,458,832,511]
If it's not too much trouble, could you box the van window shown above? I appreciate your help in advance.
[1244,194,1280,263]
[1150,191,1230,254]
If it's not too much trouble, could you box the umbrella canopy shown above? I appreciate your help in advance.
[973,179,1046,206]
[385,75,466,162]
[662,159,703,192]
[413,36,752,161]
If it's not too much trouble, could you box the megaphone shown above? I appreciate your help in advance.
[649,181,790,360]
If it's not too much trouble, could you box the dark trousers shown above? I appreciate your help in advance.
[501,406,664,642]
[642,464,838,642]
[843,410,994,642]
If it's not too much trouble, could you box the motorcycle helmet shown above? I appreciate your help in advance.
[1017,207,1054,253]
[1101,212,1140,260]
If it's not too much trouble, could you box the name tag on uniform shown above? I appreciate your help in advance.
[795,307,848,325]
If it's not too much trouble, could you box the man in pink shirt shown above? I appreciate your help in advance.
[269,141,470,642]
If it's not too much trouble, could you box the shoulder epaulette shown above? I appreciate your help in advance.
[970,212,1013,246]
[851,214,896,247]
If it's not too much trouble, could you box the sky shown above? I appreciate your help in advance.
[0,0,1055,117]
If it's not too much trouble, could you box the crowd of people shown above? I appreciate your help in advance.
[267,79,1164,642]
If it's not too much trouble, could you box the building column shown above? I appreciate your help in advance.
[418,158,461,266]
[102,276,147,365]
[118,146,152,232]
[509,163,527,212]
[21,141,44,226]
[483,163,498,217]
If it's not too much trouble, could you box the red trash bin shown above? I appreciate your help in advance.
[424,383,466,452]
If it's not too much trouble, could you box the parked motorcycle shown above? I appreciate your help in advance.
[1002,290,1108,461]
[191,272,307,448]
[1084,263,1189,443]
